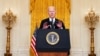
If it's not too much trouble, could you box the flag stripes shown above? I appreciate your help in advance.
[30,35,38,56]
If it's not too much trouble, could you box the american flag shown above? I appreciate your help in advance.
[30,28,38,56]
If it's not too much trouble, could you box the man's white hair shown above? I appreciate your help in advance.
[48,6,56,11]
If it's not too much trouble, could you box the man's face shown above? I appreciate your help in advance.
[48,6,56,18]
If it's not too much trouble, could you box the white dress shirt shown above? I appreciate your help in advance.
[49,18,55,24]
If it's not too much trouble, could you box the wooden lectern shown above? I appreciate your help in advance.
[36,29,70,56]
[38,52,68,56]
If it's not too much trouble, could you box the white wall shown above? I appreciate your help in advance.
[0,0,100,56]
[0,0,30,56]
[70,0,100,56]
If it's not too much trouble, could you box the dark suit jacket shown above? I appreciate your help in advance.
[39,18,65,29]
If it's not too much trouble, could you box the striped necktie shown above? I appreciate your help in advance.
[51,19,54,29]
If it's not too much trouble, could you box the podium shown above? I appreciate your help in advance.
[36,29,71,56]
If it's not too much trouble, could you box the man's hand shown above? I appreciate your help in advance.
[43,22,49,29]
[56,21,63,29]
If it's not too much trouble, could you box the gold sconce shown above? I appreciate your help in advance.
[2,10,16,56]
[85,9,99,56]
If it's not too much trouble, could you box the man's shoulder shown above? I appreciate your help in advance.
[44,18,49,20]
[42,18,49,21]
[55,18,59,21]
[55,18,62,22]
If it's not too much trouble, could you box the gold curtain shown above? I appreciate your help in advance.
[30,0,71,56]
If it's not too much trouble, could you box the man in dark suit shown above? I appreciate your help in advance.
[39,6,70,55]
[39,6,65,29]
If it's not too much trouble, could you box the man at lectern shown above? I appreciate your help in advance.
[38,6,70,56]
[39,6,65,29]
